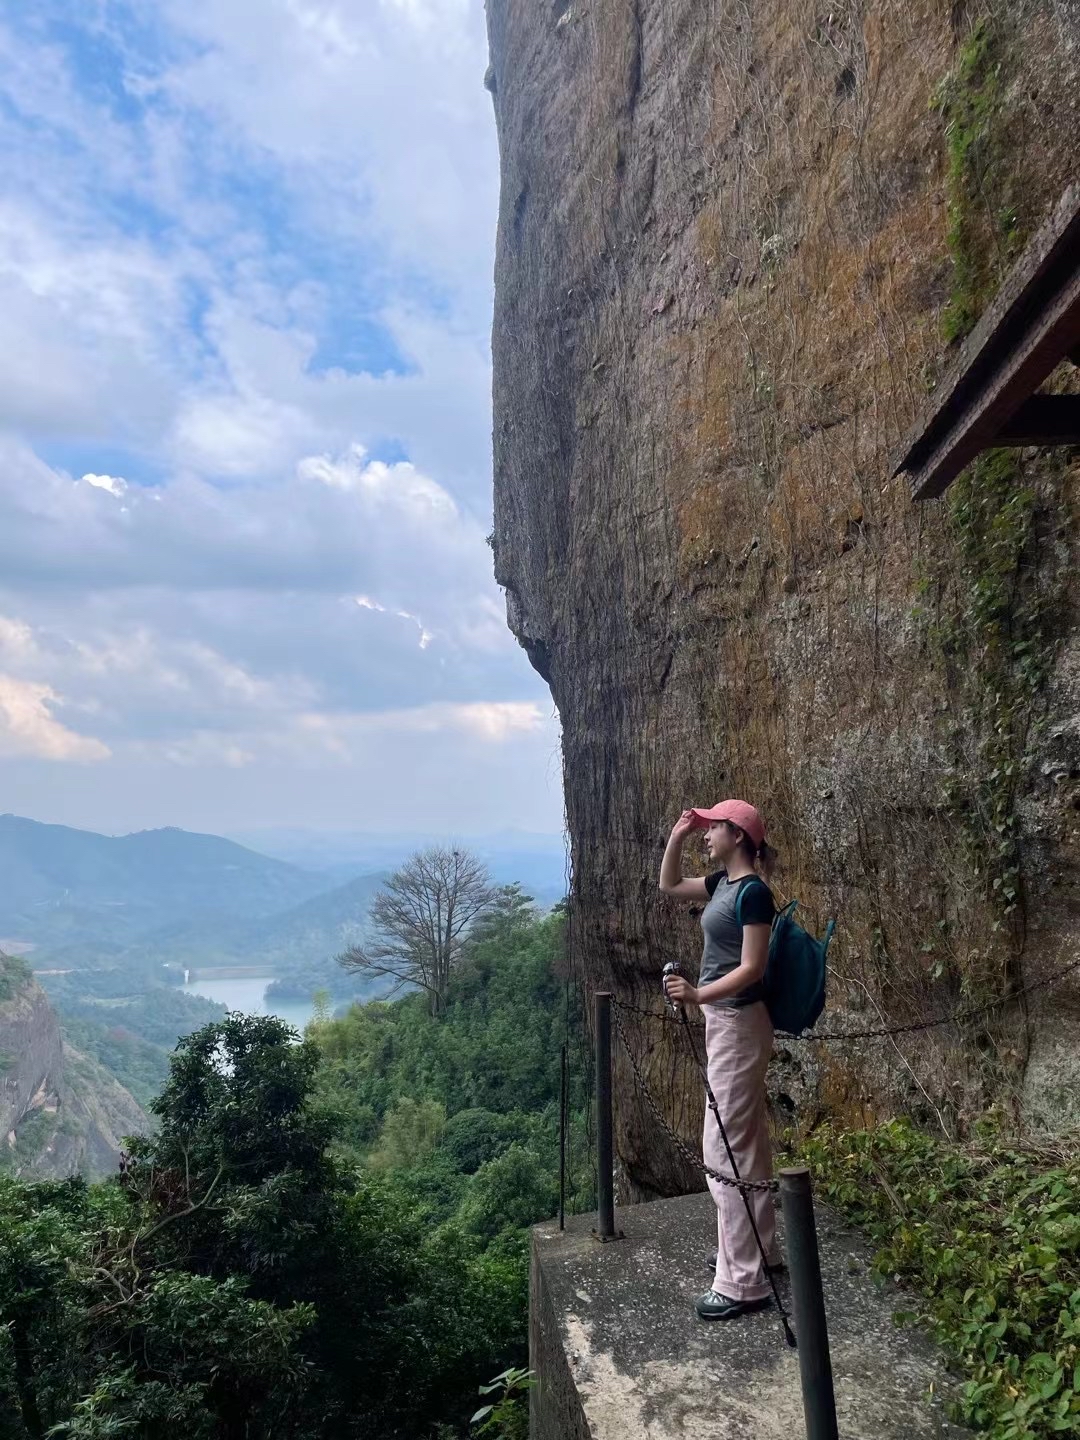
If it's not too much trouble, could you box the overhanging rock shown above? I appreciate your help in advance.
[530,1191,971,1439]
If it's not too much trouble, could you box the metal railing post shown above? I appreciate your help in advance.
[593,992,620,1241]
[558,1042,567,1231]
[780,1166,838,1440]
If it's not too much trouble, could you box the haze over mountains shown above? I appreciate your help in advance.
[0,814,567,968]
[229,826,568,896]
[0,814,330,955]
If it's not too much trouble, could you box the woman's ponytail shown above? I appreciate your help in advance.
[730,820,778,880]
[756,840,779,881]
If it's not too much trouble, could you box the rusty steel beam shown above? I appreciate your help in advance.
[894,185,1080,500]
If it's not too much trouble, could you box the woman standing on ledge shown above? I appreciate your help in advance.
[659,800,779,1322]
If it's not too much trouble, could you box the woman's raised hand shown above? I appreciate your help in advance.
[671,810,700,840]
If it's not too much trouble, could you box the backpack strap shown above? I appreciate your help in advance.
[734,876,773,927]
[733,876,751,925]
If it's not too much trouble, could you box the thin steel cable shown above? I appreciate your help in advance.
[612,953,1080,1042]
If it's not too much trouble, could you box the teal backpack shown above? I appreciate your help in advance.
[735,884,835,1037]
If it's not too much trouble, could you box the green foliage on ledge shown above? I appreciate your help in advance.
[797,1119,1080,1439]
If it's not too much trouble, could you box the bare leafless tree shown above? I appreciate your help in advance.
[338,846,497,1017]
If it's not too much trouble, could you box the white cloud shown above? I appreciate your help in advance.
[448,702,547,741]
[0,4,565,835]
[0,418,540,770]
[164,302,492,493]
[0,674,110,762]
[0,606,319,751]
[379,0,472,30]
[0,699,564,835]
[154,0,497,308]
[0,439,500,651]
[302,699,547,746]
[0,615,37,660]
[83,473,128,497]
[0,8,496,491]
[0,198,199,443]
[172,389,309,479]
[299,444,458,520]
[157,733,257,769]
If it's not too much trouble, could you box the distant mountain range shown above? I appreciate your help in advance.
[0,815,567,972]
[0,815,568,1122]
[0,814,329,949]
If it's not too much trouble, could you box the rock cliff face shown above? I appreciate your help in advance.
[486,0,1080,1196]
[0,955,147,1179]
[0,961,64,1153]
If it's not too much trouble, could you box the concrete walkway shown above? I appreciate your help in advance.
[529,1191,972,1439]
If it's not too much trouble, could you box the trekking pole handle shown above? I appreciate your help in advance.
[662,961,680,1016]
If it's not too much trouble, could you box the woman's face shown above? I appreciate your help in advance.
[704,820,741,863]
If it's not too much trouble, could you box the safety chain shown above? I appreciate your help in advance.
[609,996,779,1194]
[612,954,1080,1043]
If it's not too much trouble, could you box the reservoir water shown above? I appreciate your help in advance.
[181,975,316,1034]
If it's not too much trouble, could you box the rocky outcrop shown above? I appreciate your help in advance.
[0,955,148,1179]
[0,957,64,1155]
[487,0,1080,1195]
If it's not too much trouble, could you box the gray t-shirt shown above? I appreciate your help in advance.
[699,872,776,1008]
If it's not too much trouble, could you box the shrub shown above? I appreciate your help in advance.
[796,1119,1080,1439]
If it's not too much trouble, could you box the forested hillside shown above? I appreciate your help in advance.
[0,817,392,1113]
[0,897,588,1438]
[42,974,227,1108]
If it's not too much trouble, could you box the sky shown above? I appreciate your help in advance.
[0,0,565,839]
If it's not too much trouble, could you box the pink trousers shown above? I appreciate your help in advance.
[703,1001,776,1301]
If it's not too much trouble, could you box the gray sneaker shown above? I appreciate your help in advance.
[695,1289,772,1321]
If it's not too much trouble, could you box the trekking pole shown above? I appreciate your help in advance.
[662,961,681,1018]
[681,1013,796,1347]
[664,967,795,1347]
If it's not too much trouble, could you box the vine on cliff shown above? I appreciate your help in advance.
[913,9,1060,1008]
[940,453,1053,957]
[912,454,1058,1018]
[936,15,1023,343]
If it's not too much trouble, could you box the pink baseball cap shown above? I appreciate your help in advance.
[689,799,766,848]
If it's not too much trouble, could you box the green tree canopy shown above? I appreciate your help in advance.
[0,1011,534,1439]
